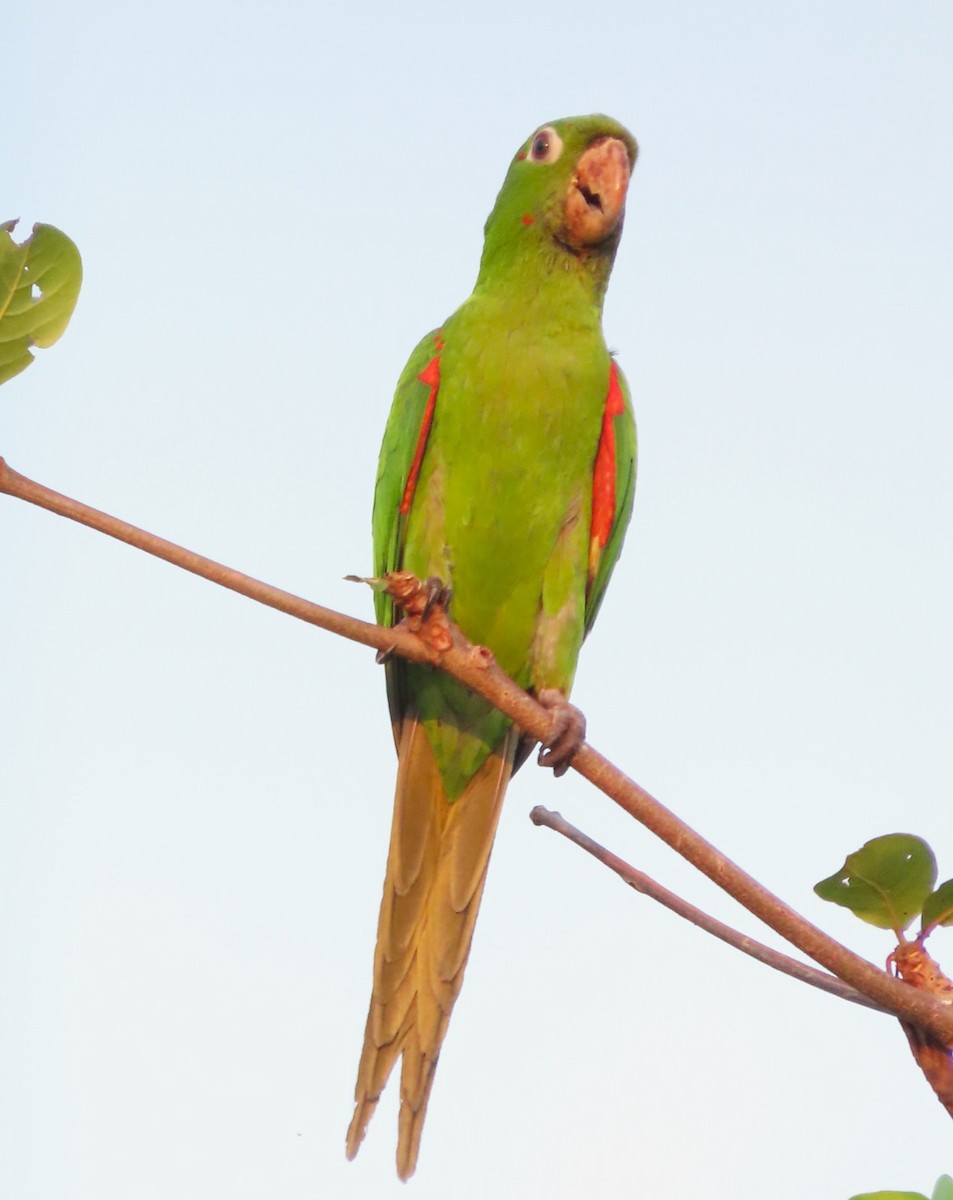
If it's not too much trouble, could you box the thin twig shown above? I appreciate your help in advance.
[0,457,427,663]
[3,456,952,1043]
[530,806,887,1013]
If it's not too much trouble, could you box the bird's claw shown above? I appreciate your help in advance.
[384,571,453,653]
[418,577,453,622]
[536,688,586,777]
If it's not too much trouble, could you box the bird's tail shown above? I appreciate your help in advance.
[346,716,517,1180]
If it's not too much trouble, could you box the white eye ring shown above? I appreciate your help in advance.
[528,126,563,164]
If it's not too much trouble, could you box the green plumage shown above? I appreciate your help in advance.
[373,114,638,798]
[350,115,638,1179]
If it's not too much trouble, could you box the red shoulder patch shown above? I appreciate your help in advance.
[399,354,441,516]
[589,361,625,578]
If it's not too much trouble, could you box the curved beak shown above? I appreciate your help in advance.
[562,136,632,249]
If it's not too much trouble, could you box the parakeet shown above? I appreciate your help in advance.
[347,114,638,1179]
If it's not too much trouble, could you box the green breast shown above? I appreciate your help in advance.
[400,290,611,796]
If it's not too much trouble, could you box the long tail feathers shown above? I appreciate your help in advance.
[346,718,517,1180]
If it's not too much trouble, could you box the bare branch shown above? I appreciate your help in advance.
[530,805,887,1013]
[3,456,953,1044]
[0,457,425,663]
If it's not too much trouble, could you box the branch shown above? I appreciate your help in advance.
[0,457,421,662]
[530,805,887,1013]
[3,456,952,1044]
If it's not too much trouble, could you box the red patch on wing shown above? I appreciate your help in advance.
[521,213,535,226]
[399,354,441,516]
[589,361,625,570]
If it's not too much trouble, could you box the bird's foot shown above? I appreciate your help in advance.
[536,688,586,777]
[385,570,452,621]
[382,570,453,654]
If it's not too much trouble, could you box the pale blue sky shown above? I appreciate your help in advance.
[4,2,953,1197]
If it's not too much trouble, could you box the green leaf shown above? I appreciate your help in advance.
[921,880,953,936]
[848,1192,928,1199]
[850,1178,953,1200]
[814,834,937,932]
[932,1176,953,1200]
[0,219,82,386]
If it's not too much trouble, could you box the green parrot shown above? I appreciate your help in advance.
[347,114,638,1179]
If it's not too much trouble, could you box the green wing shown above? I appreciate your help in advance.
[372,328,444,616]
[371,328,443,737]
[584,360,637,635]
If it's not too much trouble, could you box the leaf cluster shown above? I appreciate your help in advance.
[816,834,953,940]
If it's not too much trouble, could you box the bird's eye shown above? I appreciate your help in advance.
[528,126,563,164]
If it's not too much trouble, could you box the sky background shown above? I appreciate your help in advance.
[4,2,953,1197]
